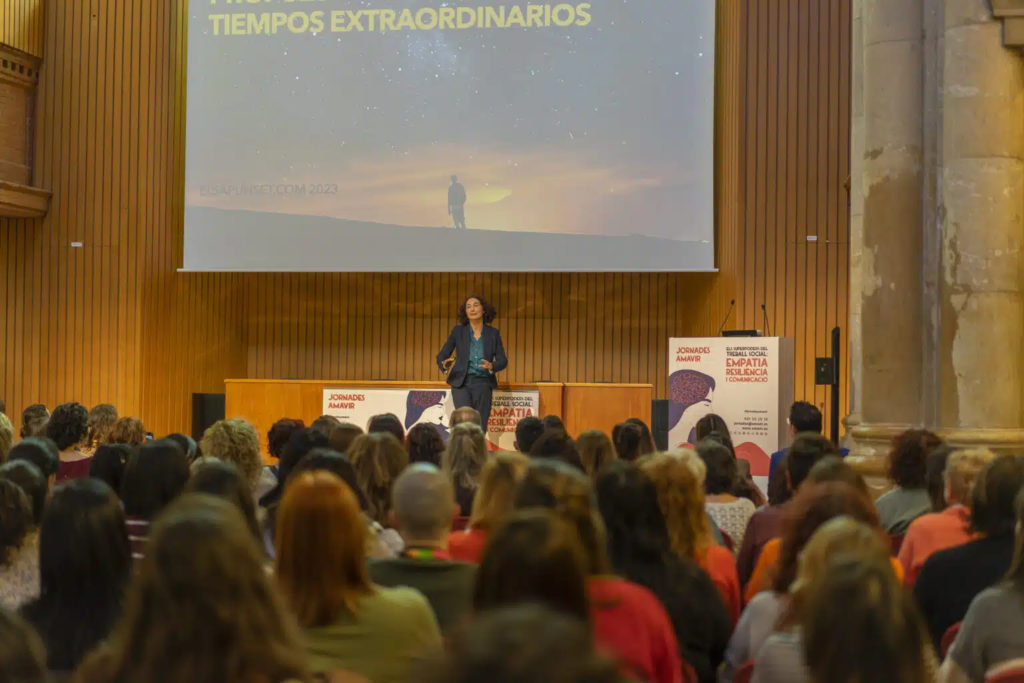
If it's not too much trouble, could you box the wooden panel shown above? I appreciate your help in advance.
[562,384,654,441]
[0,0,43,57]
[0,0,851,440]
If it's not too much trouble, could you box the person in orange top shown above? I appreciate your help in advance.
[898,447,993,586]
[640,451,742,624]
[447,451,528,563]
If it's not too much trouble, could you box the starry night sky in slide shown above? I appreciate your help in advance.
[185,0,715,241]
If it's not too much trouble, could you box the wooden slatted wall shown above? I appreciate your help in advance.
[0,0,850,437]
[0,0,43,57]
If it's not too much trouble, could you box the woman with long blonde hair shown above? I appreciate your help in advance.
[448,451,528,563]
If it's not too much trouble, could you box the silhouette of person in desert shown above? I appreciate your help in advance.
[448,175,467,230]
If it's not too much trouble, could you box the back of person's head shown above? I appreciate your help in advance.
[611,422,647,462]
[528,429,583,470]
[407,422,446,467]
[86,403,118,447]
[639,452,712,562]
[944,448,995,508]
[694,413,731,443]
[347,431,409,525]
[0,479,32,566]
[185,460,262,546]
[805,455,868,497]
[20,404,49,439]
[79,494,309,682]
[971,454,1024,536]
[367,412,405,444]
[469,451,529,531]
[473,509,590,622]
[106,416,146,446]
[576,430,616,478]
[392,463,455,542]
[541,415,566,433]
[0,460,47,526]
[267,418,305,459]
[0,412,13,460]
[513,459,608,575]
[89,443,133,497]
[888,429,943,490]
[6,437,59,479]
[514,416,545,454]
[789,401,823,433]
[695,437,737,494]
[420,604,624,683]
[310,414,342,437]
[29,478,130,671]
[801,555,930,683]
[276,472,371,627]
[45,402,88,451]
[120,439,189,520]
[199,418,261,489]
[327,422,363,455]
[258,427,330,511]
[450,406,482,428]
[290,448,368,509]
[444,422,488,492]
[0,608,47,683]
[786,432,839,490]
[594,461,673,574]
[624,418,655,455]
[164,433,198,463]
[925,444,956,512]
[773,481,879,593]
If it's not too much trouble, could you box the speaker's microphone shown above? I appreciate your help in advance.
[761,303,771,337]
[717,299,736,336]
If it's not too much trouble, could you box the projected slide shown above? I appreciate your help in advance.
[183,1,715,272]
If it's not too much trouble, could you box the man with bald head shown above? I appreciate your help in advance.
[368,463,476,634]
[449,406,481,429]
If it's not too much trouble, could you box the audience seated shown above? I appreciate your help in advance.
[513,415,545,454]
[766,402,824,505]
[0,412,12,460]
[0,607,47,683]
[0,460,47,527]
[899,448,993,586]
[268,418,306,462]
[612,421,655,462]
[576,429,617,478]
[84,404,118,456]
[46,403,92,484]
[735,433,835,587]
[120,439,190,560]
[22,478,130,674]
[625,417,657,451]
[186,459,263,548]
[542,414,567,434]
[875,429,944,534]
[514,459,685,683]
[697,438,755,552]
[275,471,442,681]
[76,494,309,682]
[407,422,445,467]
[0,479,38,610]
[6,437,59,492]
[328,422,363,455]
[20,404,49,439]
[450,406,482,428]
[915,455,1024,650]
[198,418,262,495]
[368,413,406,444]
[105,416,146,447]
[311,413,343,437]
[443,423,488,515]
[448,451,529,563]
[926,444,957,512]
[419,604,626,683]
[87,443,131,495]
[640,453,741,622]
[369,463,476,634]
[529,429,585,469]
[596,461,730,683]
[348,433,410,549]
[260,427,329,510]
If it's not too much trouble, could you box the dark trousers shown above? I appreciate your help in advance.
[452,375,493,431]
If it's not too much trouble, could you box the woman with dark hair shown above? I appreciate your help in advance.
[46,402,92,484]
[21,478,130,673]
[349,432,409,556]
[267,418,306,461]
[595,462,730,683]
[84,404,118,455]
[577,430,616,478]
[120,439,190,560]
[328,423,363,454]
[473,509,591,622]
[612,422,650,462]
[514,459,684,683]
[165,432,199,463]
[259,427,329,510]
[875,428,944,534]
[697,438,755,552]
[88,443,132,496]
[0,480,36,610]
[436,295,508,433]
[275,471,441,681]
[407,422,445,467]
[368,413,406,444]
[186,460,263,548]
[443,423,487,515]
[0,607,47,683]
[915,454,1024,650]
[926,444,956,512]
[77,494,311,683]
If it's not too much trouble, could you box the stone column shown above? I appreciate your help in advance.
[938,0,1024,450]
[849,0,926,458]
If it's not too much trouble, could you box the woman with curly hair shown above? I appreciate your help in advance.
[199,418,263,494]
[45,402,92,484]
[436,294,508,432]
[875,429,944,534]
[105,416,146,447]
[84,404,118,455]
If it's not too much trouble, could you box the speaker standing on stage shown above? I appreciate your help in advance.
[436,295,507,432]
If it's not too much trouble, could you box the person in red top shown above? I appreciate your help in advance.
[898,448,993,586]
[45,403,93,484]
[448,451,528,563]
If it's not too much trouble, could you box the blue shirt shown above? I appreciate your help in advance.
[467,332,488,377]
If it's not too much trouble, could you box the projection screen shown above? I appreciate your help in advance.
[183,1,716,271]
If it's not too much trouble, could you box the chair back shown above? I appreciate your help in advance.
[451,515,470,532]
[720,529,735,553]
[734,661,754,683]
[888,533,905,556]
[986,659,1024,683]
[941,621,962,659]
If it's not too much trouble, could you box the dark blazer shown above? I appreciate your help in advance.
[436,324,507,388]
